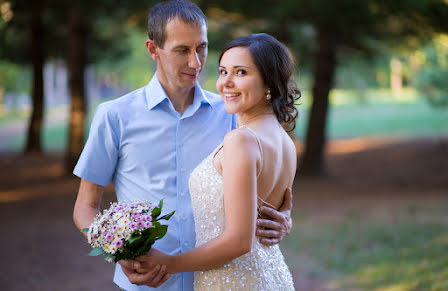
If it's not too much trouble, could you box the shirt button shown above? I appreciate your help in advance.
[180,192,185,197]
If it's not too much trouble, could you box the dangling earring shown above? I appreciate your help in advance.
[266,89,271,101]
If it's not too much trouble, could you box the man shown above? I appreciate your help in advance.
[73,1,293,290]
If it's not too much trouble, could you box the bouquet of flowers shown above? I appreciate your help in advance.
[83,199,174,263]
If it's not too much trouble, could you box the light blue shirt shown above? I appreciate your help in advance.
[74,75,237,291]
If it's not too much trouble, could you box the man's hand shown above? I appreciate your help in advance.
[118,253,170,288]
[256,187,293,246]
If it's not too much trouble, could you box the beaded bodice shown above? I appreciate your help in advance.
[188,145,295,290]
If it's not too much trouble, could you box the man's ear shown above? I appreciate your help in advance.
[146,39,159,61]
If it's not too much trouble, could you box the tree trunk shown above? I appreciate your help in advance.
[299,25,337,176]
[65,7,87,175]
[25,1,44,153]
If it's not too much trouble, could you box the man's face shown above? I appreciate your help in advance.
[152,18,208,91]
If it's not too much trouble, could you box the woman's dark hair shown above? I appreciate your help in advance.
[218,33,301,131]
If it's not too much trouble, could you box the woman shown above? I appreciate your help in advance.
[135,33,299,290]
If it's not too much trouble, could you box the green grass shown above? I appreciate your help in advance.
[282,203,448,291]
[293,89,448,140]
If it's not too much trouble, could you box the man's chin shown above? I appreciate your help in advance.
[180,78,197,87]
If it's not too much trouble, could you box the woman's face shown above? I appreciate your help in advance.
[216,47,268,116]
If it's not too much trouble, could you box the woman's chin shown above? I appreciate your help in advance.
[224,105,238,115]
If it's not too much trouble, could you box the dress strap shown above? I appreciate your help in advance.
[239,125,263,179]
[212,143,224,160]
[257,196,277,210]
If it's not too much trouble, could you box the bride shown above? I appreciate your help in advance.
[133,33,299,290]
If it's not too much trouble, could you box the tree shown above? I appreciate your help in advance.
[63,1,155,174]
[203,0,448,176]
[0,0,46,152]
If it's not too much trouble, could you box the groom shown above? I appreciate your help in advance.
[73,0,293,290]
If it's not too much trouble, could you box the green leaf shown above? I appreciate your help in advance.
[152,207,161,218]
[129,235,142,244]
[155,225,168,239]
[158,210,175,221]
[158,199,164,209]
[88,247,105,257]
[81,228,89,233]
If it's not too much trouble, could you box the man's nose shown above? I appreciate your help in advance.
[188,52,201,69]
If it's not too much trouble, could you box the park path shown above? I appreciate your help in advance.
[1,137,447,290]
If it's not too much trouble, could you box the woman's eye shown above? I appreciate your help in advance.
[236,69,246,75]
[219,69,227,75]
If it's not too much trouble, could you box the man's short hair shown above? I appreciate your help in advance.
[148,0,207,48]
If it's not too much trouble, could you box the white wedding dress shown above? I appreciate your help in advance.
[189,127,295,290]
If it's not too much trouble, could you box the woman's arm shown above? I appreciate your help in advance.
[137,129,260,273]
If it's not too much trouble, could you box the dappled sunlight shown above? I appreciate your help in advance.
[294,137,399,155]
[0,179,77,203]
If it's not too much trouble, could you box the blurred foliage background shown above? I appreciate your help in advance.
[0,1,447,290]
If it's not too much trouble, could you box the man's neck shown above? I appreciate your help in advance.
[157,75,195,115]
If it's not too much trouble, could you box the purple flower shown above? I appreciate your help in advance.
[114,239,123,248]
[106,233,114,242]
[143,221,152,228]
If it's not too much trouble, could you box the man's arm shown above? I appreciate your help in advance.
[73,179,170,287]
[256,187,293,246]
[73,178,105,238]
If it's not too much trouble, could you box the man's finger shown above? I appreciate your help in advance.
[279,187,293,212]
[119,259,137,271]
[151,265,167,285]
[154,273,171,288]
[258,206,285,221]
[129,264,161,285]
[259,237,281,246]
[257,218,282,230]
[256,228,281,238]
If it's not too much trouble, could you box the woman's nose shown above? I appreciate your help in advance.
[223,74,234,87]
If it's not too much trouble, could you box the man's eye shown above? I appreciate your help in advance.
[197,44,207,52]
[178,49,188,54]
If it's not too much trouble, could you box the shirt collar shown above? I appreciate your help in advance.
[144,74,214,111]
[144,75,169,110]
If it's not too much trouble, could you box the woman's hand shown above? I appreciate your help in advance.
[118,248,172,287]
[134,248,174,274]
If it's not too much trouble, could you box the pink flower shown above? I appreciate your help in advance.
[114,239,123,248]
[106,233,114,242]
[129,222,138,230]
[137,221,144,228]
[144,221,152,228]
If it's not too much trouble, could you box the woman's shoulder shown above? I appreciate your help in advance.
[223,127,261,157]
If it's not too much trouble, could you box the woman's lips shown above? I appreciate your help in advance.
[223,92,241,102]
